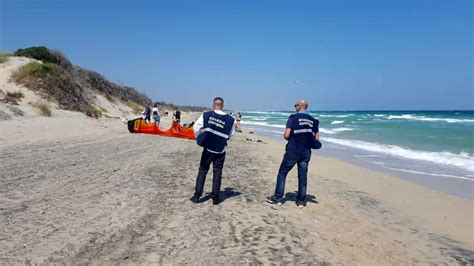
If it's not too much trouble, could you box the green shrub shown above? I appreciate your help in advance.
[99,106,108,113]
[6,91,24,99]
[14,46,61,64]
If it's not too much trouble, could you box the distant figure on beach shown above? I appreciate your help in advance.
[235,112,242,132]
[142,105,151,123]
[266,99,321,208]
[173,108,181,123]
[163,111,169,118]
[190,97,235,205]
[152,104,160,126]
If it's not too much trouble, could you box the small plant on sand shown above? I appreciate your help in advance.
[0,53,9,64]
[3,91,24,105]
[11,62,58,90]
[6,91,24,99]
[31,100,52,117]
[99,106,108,113]
[84,105,103,118]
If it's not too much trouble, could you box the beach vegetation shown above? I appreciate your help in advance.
[0,52,9,64]
[14,46,60,64]
[6,91,24,99]
[31,100,52,117]
[84,105,103,118]
[127,101,143,114]
[154,101,208,112]
[99,106,108,113]
[10,46,152,116]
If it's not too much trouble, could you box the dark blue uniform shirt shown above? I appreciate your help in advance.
[285,111,320,153]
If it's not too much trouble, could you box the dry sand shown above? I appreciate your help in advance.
[1,57,473,264]
[0,110,473,264]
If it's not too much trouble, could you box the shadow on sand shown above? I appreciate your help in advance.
[199,187,242,204]
[283,191,319,205]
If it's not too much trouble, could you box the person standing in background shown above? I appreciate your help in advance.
[152,104,160,126]
[266,99,321,208]
[173,108,181,124]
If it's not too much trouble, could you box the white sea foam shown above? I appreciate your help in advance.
[332,127,354,132]
[319,127,354,134]
[249,117,268,121]
[331,120,345,124]
[319,128,336,134]
[379,166,473,181]
[319,128,337,135]
[387,114,474,123]
[323,137,474,174]
[241,121,286,128]
[320,114,352,118]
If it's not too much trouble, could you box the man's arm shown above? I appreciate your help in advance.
[193,114,204,137]
[284,116,293,140]
[283,128,291,140]
[230,123,236,137]
[315,132,320,141]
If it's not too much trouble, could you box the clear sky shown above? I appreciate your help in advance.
[1,0,472,110]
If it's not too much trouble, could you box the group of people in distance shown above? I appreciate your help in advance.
[141,105,180,126]
[190,97,321,207]
[141,104,242,132]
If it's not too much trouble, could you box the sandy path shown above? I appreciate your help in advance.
[1,125,472,264]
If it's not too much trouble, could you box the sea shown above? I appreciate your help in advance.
[239,110,474,199]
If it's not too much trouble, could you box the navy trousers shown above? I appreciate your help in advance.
[274,149,311,202]
[194,149,226,200]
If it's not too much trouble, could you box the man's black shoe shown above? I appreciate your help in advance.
[190,195,200,203]
[212,199,220,205]
[266,196,282,206]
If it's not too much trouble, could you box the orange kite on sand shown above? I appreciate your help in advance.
[127,118,196,140]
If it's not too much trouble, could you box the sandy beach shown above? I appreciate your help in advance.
[1,109,473,264]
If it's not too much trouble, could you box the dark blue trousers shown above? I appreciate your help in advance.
[194,149,226,200]
[274,149,311,202]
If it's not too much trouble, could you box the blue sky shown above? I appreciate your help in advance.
[1,0,472,110]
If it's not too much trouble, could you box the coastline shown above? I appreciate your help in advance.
[0,111,473,264]
[243,123,474,200]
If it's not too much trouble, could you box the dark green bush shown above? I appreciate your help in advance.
[14,46,61,64]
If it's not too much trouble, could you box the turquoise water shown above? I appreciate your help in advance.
[240,111,474,180]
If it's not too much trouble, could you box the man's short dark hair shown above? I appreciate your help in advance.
[213,97,224,104]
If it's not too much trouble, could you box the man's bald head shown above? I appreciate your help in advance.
[295,99,308,110]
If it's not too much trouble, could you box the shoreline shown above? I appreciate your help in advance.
[243,124,474,200]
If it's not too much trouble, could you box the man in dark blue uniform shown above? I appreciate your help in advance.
[190,97,235,205]
[266,99,321,208]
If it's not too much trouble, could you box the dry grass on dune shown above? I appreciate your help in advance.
[31,100,52,117]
